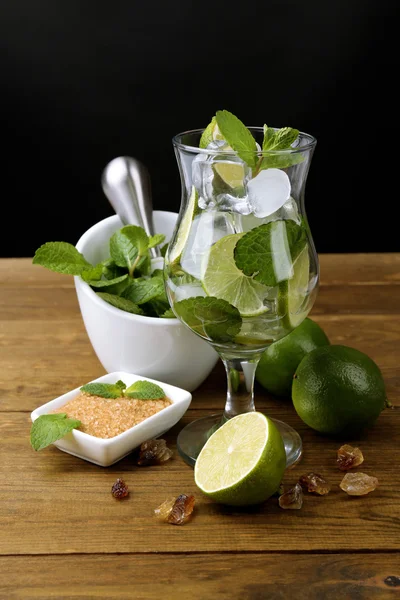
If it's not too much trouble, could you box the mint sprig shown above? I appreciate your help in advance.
[125,380,165,399]
[234,220,307,286]
[81,379,165,400]
[80,380,127,398]
[30,413,81,451]
[122,277,165,305]
[215,110,258,168]
[173,296,242,343]
[148,234,166,249]
[32,223,174,320]
[109,226,149,277]
[258,125,304,171]
[32,242,93,275]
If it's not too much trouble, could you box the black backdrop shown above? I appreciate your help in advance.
[1,0,397,257]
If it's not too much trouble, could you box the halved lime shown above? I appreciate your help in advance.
[168,186,199,264]
[194,412,286,506]
[202,233,272,317]
[278,244,310,328]
[199,116,224,148]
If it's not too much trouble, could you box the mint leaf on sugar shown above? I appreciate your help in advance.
[122,277,165,305]
[215,110,258,169]
[260,125,304,170]
[32,242,93,275]
[109,225,149,276]
[234,220,307,286]
[148,234,166,249]
[173,296,242,343]
[96,292,144,315]
[30,414,81,451]
[81,380,127,399]
[125,380,165,399]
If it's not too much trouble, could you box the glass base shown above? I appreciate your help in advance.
[177,413,302,469]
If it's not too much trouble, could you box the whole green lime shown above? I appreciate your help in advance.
[256,318,330,397]
[292,345,388,436]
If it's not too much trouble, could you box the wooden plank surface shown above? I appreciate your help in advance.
[0,255,399,597]
[0,407,399,555]
[0,554,399,600]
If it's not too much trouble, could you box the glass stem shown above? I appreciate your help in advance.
[220,354,262,421]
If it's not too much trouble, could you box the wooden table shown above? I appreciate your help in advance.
[1,255,399,600]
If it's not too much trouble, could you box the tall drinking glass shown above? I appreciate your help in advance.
[164,127,318,467]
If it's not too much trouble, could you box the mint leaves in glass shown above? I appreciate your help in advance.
[165,110,319,467]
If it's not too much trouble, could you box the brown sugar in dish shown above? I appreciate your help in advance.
[52,392,172,439]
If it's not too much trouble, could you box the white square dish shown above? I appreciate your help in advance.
[30,371,192,466]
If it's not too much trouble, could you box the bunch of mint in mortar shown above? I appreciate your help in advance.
[32,226,175,318]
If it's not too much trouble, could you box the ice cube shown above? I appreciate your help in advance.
[180,211,236,279]
[248,168,291,218]
[191,141,252,213]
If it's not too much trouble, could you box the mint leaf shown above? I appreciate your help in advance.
[173,296,242,343]
[234,220,307,286]
[122,278,165,305]
[148,234,166,249]
[30,413,81,451]
[32,242,93,275]
[260,125,304,170]
[215,110,258,168]
[262,124,276,150]
[136,254,151,277]
[145,297,170,317]
[85,274,129,288]
[81,380,126,398]
[80,263,104,282]
[161,308,176,318]
[102,259,127,280]
[125,380,165,399]
[151,269,164,279]
[109,226,149,276]
[96,292,144,315]
[263,126,299,151]
[160,243,169,257]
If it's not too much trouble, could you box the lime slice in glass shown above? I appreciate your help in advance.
[199,116,224,148]
[213,162,246,191]
[278,244,310,328]
[194,412,286,506]
[202,233,272,317]
[168,186,199,264]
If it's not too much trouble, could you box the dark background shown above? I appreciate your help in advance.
[0,0,397,257]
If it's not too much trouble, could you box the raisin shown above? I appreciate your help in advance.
[339,472,378,496]
[154,494,195,525]
[278,483,303,509]
[111,478,129,499]
[337,444,364,470]
[137,438,173,466]
[298,472,331,495]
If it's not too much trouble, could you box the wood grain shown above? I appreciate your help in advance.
[0,554,399,600]
[0,407,399,555]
